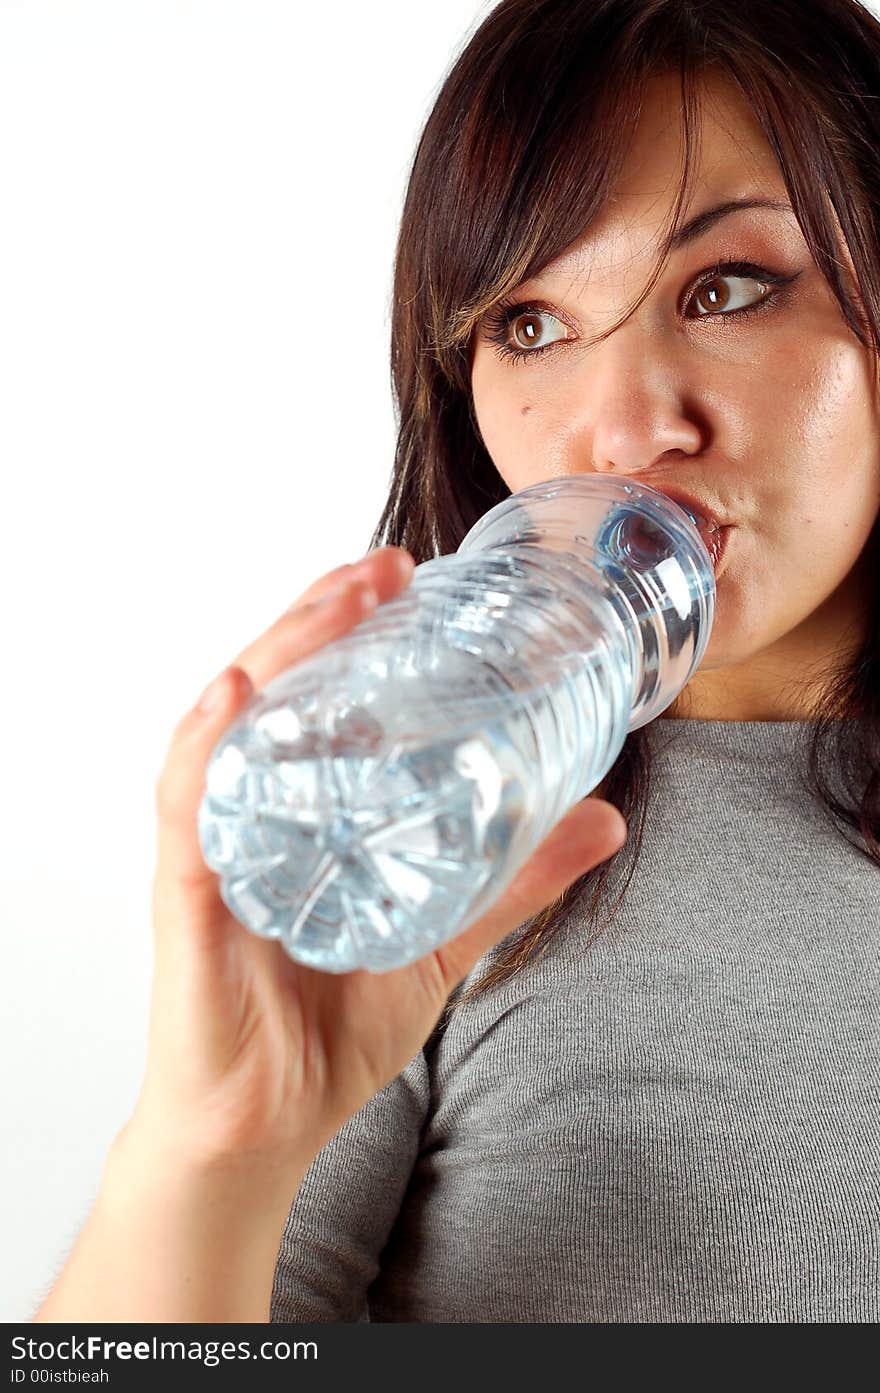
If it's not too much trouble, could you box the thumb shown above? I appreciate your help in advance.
[434,797,627,986]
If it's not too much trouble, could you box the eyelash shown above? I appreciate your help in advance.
[480,259,801,366]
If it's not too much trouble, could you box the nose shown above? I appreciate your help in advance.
[584,325,705,474]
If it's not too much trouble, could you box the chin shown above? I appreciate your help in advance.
[697,605,760,673]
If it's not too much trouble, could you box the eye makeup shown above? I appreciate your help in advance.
[479,258,803,365]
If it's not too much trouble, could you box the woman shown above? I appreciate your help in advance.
[34,0,880,1323]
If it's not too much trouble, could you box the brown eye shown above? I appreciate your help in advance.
[695,276,731,312]
[511,313,541,347]
[481,298,577,364]
[688,272,771,318]
[509,309,567,351]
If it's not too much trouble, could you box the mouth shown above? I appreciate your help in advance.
[698,523,731,576]
[650,487,732,577]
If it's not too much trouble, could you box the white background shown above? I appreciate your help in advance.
[0,0,493,1322]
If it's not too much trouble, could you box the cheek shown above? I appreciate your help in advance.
[779,340,880,537]
[761,295,878,447]
[713,337,880,653]
[721,329,859,444]
[790,344,876,463]
[725,330,879,521]
[472,358,570,491]
[472,378,537,488]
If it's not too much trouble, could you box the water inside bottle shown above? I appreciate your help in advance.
[198,574,618,972]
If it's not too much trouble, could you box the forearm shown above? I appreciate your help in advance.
[32,1124,307,1324]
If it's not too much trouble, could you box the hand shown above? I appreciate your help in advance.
[136,546,628,1171]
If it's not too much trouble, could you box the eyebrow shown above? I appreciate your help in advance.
[665,197,793,252]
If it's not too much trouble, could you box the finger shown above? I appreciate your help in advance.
[231,546,415,693]
[433,797,628,988]
[153,592,377,912]
[153,548,415,921]
[279,545,414,614]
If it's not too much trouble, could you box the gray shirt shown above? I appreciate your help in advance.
[270,718,880,1322]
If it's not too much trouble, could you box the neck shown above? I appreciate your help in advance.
[664,555,870,722]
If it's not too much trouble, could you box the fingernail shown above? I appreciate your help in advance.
[348,557,374,578]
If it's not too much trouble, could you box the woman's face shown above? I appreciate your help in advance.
[469,71,880,720]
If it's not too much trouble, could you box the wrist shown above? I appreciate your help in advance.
[107,1111,310,1221]
[78,1121,307,1322]
[33,1112,312,1323]
[118,1079,327,1179]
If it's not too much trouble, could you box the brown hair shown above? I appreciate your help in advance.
[368,0,880,1009]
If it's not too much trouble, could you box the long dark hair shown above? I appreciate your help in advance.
[369,0,880,1009]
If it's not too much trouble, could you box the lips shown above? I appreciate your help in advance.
[699,524,731,574]
[650,486,727,531]
[649,486,732,575]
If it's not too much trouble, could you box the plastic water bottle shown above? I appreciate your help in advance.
[197,475,715,973]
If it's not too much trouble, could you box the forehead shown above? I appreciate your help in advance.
[536,69,788,286]
[614,69,781,206]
